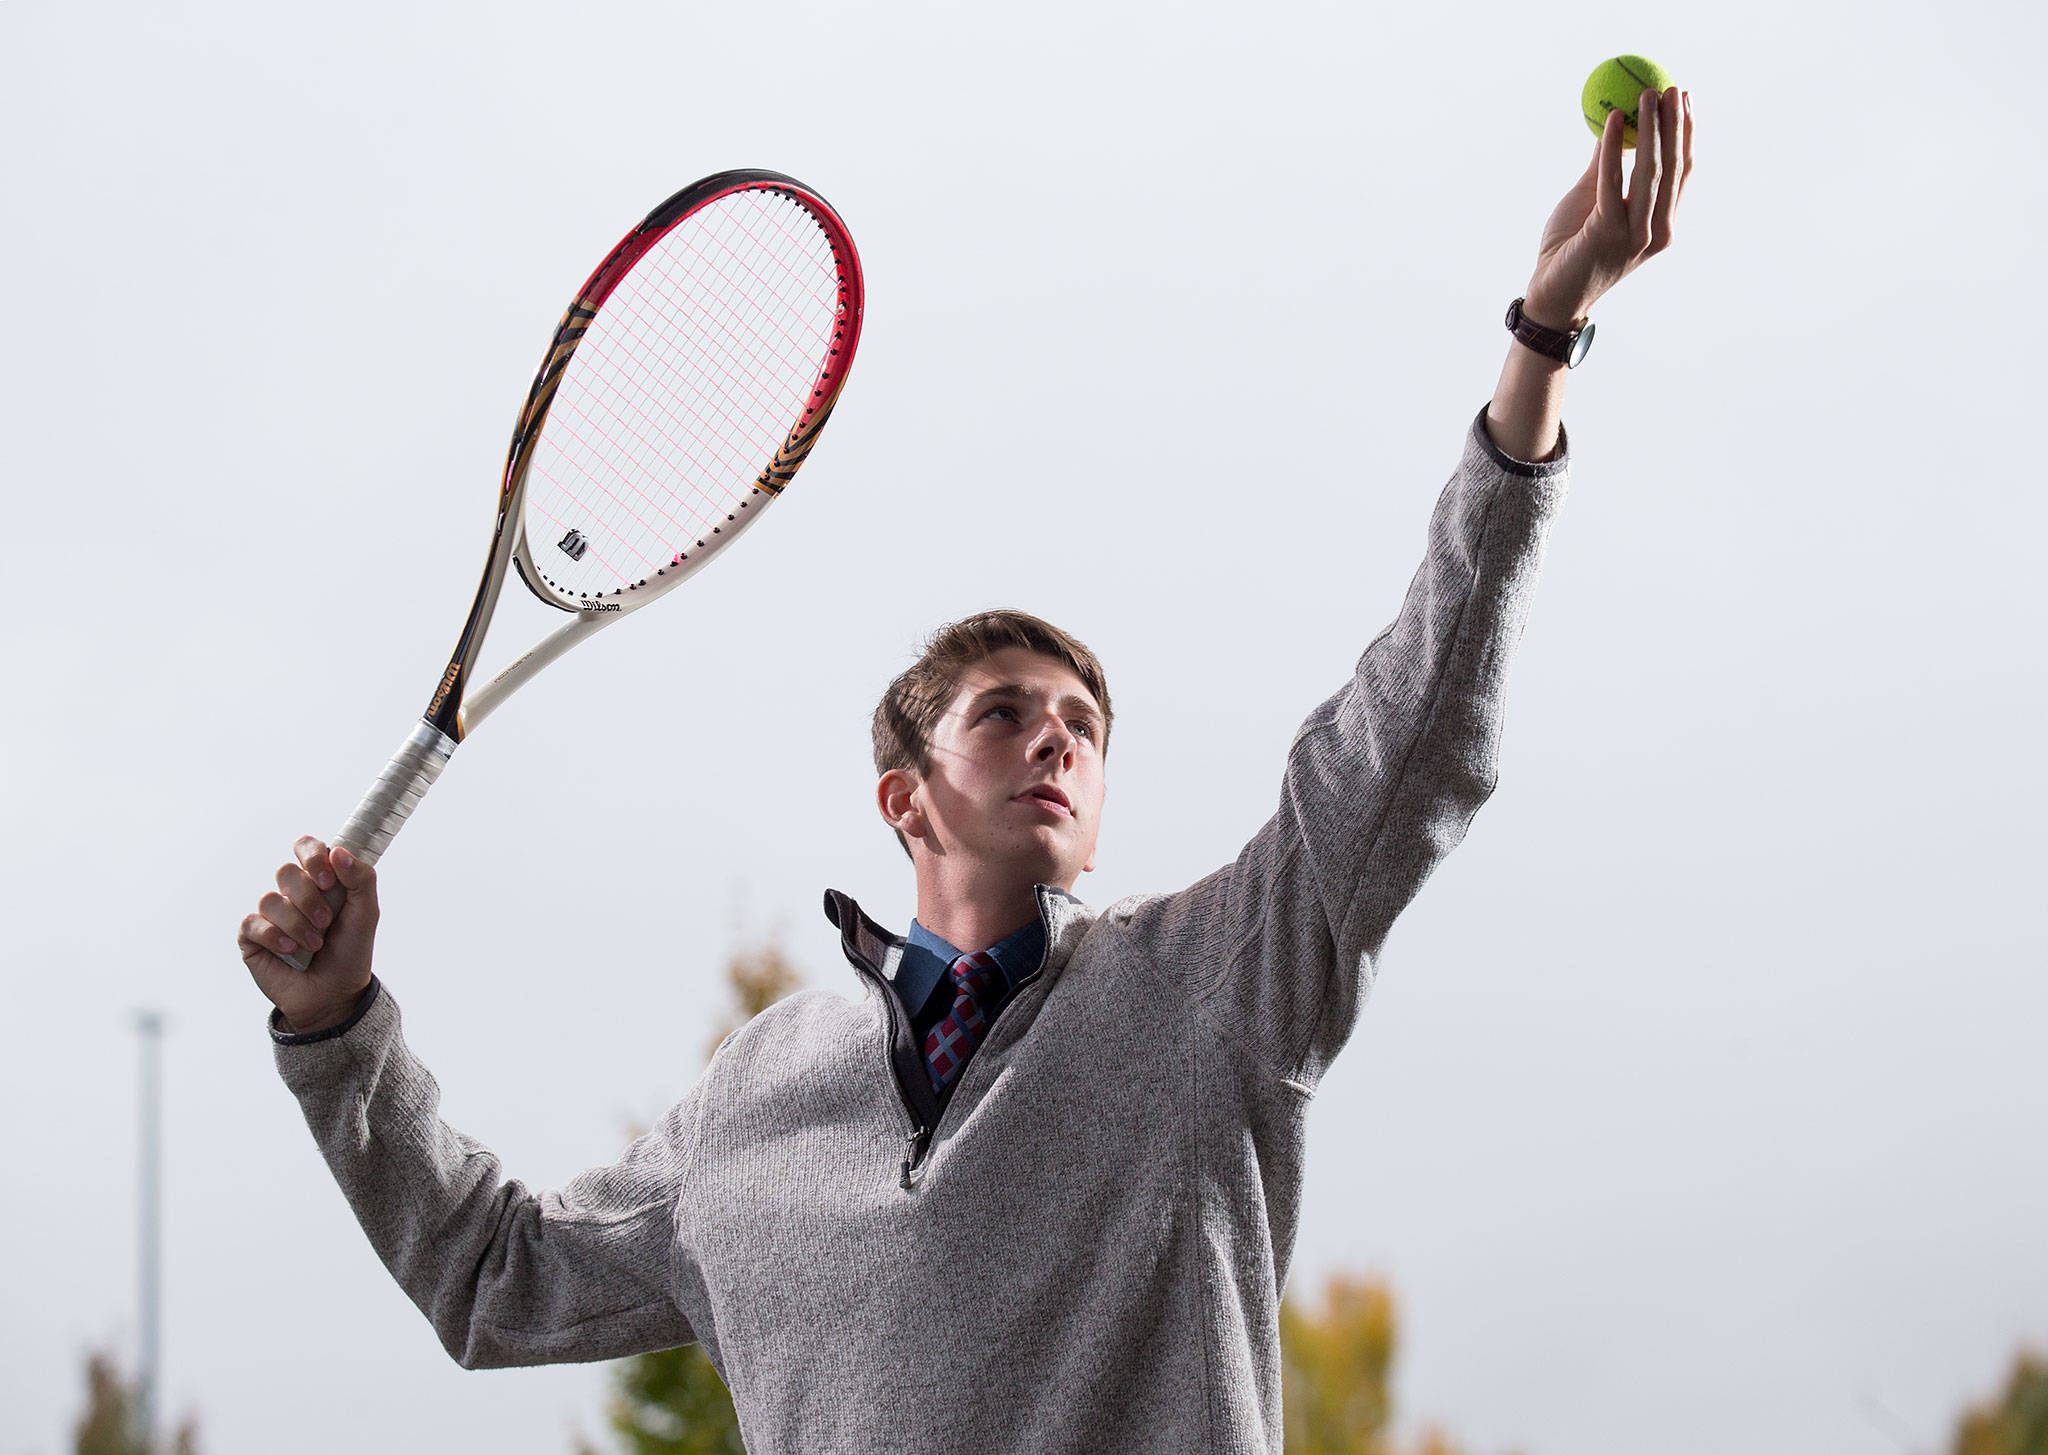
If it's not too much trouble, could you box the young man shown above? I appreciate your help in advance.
[241,90,1692,1452]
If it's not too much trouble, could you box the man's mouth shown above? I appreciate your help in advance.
[1017,783,1073,816]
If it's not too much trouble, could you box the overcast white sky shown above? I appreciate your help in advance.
[4,1,2044,1452]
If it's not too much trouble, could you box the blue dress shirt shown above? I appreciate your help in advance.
[897,916,1047,1056]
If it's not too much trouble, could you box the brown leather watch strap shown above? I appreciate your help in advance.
[1506,297,1593,367]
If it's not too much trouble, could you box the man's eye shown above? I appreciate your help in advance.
[985,706,1018,721]
[1070,720,1095,739]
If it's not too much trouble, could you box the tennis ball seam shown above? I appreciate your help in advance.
[1582,55,1672,141]
[1615,56,1658,93]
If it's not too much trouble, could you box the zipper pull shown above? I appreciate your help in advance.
[898,1126,930,1191]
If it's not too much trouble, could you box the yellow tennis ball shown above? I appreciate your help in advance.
[1582,55,1676,147]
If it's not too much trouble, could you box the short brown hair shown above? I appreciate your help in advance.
[872,609,1113,859]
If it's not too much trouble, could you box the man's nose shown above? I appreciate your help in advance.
[1033,718,1074,762]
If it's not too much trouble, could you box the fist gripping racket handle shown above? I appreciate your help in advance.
[279,719,457,972]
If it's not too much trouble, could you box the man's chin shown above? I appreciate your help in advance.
[998,834,1087,891]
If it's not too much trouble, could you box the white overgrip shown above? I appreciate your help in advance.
[279,719,457,972]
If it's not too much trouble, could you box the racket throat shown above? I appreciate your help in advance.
[424,659,469,740]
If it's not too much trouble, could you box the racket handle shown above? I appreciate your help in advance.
[279,720,457,972]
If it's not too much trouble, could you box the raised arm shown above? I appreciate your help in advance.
[1136,408,1568,1087]
[1131,86,1693,1087]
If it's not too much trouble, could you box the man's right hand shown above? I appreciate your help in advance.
[239,836,379,1035]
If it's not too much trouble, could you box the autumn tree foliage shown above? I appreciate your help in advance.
[702,940,806,1065]
[71,1350,199,1455]
[1281,1272,1398,1453]
[1279,1273,1507,1455]
[578,1344,745,1455]
[1950,1349,2048,1455]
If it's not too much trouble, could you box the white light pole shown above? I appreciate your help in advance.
[134,1010,164,1452]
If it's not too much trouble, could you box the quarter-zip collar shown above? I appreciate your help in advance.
[896,918,1045,1025]
[821,884,1095,991]
[821,884,1099,1189]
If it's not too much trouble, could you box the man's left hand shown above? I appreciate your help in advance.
[1523,85,1694,328]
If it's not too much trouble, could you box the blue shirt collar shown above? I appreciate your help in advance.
[896,915,1047,1020]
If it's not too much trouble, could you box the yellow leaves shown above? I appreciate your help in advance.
[702,939,807,1065]
[1281,1273,1400,1455]
[1279,1273,1507,1455]
[1948,1348,2048,1455]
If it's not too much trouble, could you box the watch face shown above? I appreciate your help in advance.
[1568,321,1595,368]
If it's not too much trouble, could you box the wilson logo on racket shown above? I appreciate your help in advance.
[426,662,462,718]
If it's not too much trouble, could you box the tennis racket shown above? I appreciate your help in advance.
[280,169,864,971]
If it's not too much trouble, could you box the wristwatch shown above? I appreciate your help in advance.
[1506,297,1595,368]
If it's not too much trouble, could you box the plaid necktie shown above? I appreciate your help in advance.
[924,950,1004,1095]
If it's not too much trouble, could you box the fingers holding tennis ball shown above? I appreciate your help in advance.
[1583,55,1676,148]
[1521,71,1692,326]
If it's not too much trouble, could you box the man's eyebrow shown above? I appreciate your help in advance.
[966,682,1104,721]
[961,682,1028,711]
[1059,693,1106,725]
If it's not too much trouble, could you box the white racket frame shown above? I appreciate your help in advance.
[465,473,781,733]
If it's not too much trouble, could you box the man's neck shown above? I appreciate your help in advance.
[913,870,1049,956]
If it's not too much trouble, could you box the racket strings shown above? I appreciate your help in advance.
[526,188,846,599]
[597,195,834,536]
[537,248,792,576]
[600,228,812,491]
[669,217,836,379]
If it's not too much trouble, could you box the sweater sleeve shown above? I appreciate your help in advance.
[273,980,702,1368]
[1134,405,1569,1089]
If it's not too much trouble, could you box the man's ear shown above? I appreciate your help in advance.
[876,768,925,839]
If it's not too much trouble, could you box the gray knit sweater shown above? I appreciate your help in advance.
[274,404,1569,1453]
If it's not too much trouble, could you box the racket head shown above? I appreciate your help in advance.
[503,170,865,615]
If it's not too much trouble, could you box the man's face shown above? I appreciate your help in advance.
[889,646,1107,889]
